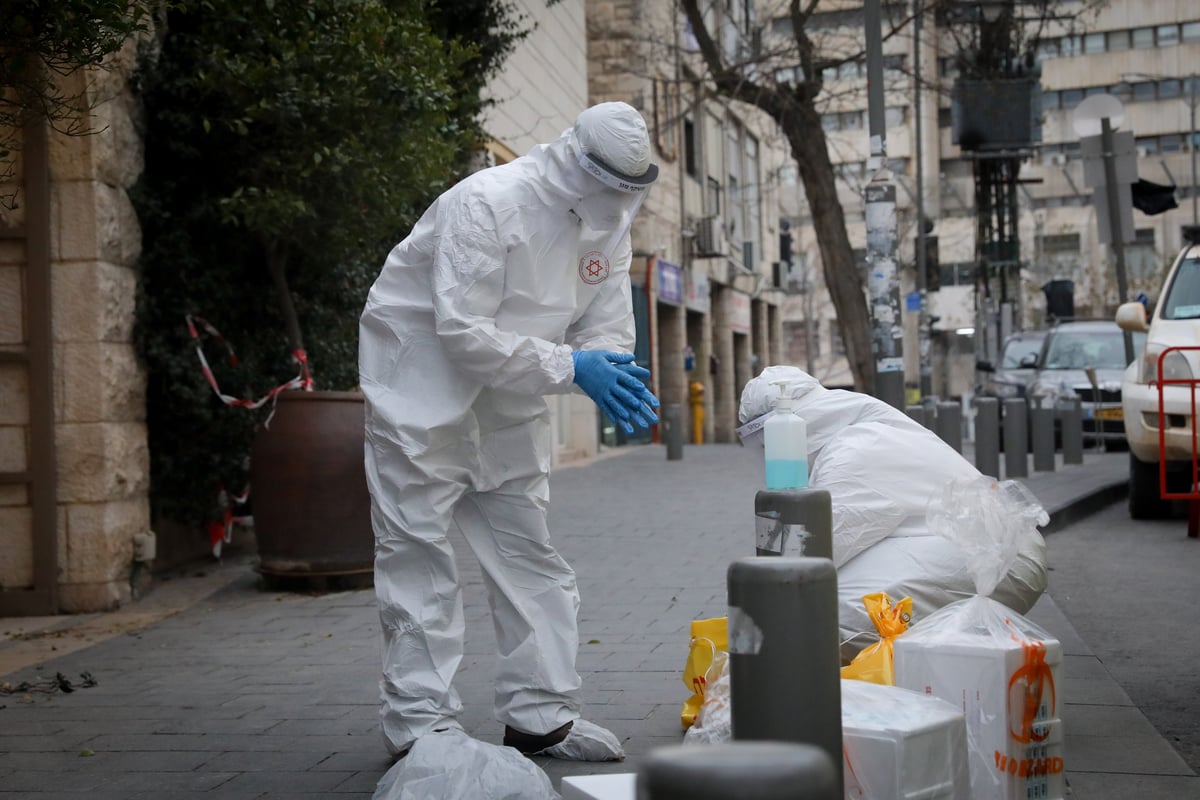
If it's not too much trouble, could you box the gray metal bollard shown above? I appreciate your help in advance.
[905,404,927,428]
[1060,396,1084,465]
[664,403,683,461]
[1031,397,1056,472]
[637,741,840,800]
[1003,398,1029,478]
[934,400,963,453]
[974,397,1001,478]
[754,489,832,559]
[727,557,843,796]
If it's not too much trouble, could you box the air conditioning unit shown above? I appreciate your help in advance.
[693,216,727,258]
[1049,153,1068,166]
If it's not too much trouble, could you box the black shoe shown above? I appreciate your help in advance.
[502,720,574,754]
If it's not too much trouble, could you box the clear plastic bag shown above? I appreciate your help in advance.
[682,649,732,746]
[372,727,559,800]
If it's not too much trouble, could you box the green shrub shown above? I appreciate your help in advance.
[133,0,522,526]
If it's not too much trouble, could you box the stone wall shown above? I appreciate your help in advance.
[0,41,150,612]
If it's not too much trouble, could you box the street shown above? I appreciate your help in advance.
[1044,498,1200,772]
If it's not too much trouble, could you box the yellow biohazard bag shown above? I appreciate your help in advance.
[680,616,728,729]
[841,592,913,685]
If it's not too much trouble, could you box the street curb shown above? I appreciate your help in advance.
[1041,480,1129,535]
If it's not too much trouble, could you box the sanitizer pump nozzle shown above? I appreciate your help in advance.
[763,379,808,490]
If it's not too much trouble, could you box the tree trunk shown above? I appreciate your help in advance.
[784,102,875,394]
[263,240,308,377]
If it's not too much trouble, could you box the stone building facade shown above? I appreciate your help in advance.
[0,42,150,614]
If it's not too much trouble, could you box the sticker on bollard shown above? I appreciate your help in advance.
[754,512,809,557]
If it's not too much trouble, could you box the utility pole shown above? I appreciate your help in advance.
[913,0,932,399]
[865,0,905,410]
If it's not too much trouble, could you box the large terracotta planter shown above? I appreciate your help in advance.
[250,390,373,583]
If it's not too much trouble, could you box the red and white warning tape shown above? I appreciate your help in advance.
[186,314,313,409]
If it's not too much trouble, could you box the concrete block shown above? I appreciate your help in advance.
[58,342,146,423]
[0,505,33,589]
[52,181,141,267]
[57,577,130,612]
[55,421,150,503]
[51,260,138,343]
[63,497,147,583]
[0,265,21,343]
[0,424,26,472]
[0,363,29,424]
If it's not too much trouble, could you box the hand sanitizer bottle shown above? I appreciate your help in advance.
[764,379,808,490]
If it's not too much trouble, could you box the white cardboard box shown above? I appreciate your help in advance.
[842,680,971,800]
[561,773,636,800]
[894,631,1064,800]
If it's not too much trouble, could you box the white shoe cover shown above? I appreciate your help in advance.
[537,719,625,762]
[373,728,559,800]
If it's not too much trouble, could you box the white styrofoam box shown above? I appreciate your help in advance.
[561,773,636,800]
[894,612,1064,800]
[841,680,971,800]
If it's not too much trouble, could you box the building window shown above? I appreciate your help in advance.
[1132,27,1154,49]
[684,119,698,179]
[1137,137,1159,155]
[1083,32,1105,54]
[885,106,906,128]
[1132,82,1156,103]
[1044,233,1079,254]
[1157,24,1179,47]
[1161,134,1183,153]
[1061,89,1083,109]
[1042,90,1060,111]
[1107,29,1130,51]
[1183,22,1200,43]
[938,107,952,128]
[706,176,722,216]
[1159,79,1182,100]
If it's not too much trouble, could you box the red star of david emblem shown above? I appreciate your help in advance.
[578,251,610,285]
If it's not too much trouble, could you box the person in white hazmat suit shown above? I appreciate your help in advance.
[359,102,661,763]
[738,366,1049,660]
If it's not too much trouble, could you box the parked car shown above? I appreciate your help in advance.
[978,329,1046,398]
[1025,319,1144,450]
[1116,243,1200,518]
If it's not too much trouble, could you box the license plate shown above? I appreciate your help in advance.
[1097,407,1123,420]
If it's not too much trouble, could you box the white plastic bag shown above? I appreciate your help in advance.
[682,650,732,746]
[894,478,1064,800]
[372,728,560,800]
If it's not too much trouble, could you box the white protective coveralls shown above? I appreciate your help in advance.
[738,366,1048,658]
[359,103,657,759]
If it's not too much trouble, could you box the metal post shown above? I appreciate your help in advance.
[1060,397,1084,465]
[913,0,932,399]
[664,403,683,461]
[638,742,840,800]
[728,558,843,796]
[974,396,1000,478]
[1003,397,1028,478]
[1191,74,1198,227]
[1101,117,1135,365]
[905,404,927,427]
[934,400,962,453]
[865,0,904,411]
[754,489,832,559]
[1031,397,1056,472]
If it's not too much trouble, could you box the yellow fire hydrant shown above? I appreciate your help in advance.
[689,380,706,445]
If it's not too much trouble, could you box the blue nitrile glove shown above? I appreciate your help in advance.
[572,351,661,434]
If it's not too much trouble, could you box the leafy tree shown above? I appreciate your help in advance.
[0,0,159,207]
[133,0,523,524]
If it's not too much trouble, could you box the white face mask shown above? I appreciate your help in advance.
[571,188,647,256]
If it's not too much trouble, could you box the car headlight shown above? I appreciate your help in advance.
[1141,347,1194,384]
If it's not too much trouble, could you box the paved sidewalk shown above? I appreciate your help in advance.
[1,442,1195,798]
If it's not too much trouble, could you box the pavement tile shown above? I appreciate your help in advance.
[1066,771,1200,799]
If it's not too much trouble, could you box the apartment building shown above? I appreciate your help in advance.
[588,0,791,444]
[780,0,1200,399]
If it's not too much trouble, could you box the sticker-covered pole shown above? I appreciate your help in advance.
[753,489,832,559]
[727,557,843,795]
